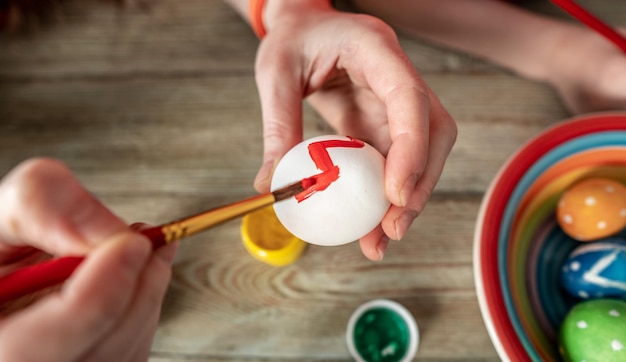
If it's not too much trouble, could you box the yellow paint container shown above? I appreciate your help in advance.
[241,205,307,266]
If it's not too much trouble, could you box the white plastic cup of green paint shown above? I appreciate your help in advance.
[346,299,419,362]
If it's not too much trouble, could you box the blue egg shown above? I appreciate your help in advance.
[560,237,626,300]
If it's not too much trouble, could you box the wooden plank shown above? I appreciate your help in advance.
[0,72,567,200]
[0,0,502,79]
[1,0,624,80]
[0,0,259,78]
[0,69,507,359]
[138,196,497,360]
[14,188,492,359]
[2,0,623,360]
[0,0,287,76]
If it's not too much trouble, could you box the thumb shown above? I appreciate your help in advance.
[0,158,129,256]
[253,40,304,193]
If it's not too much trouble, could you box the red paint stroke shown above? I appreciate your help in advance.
[295,137,365,202]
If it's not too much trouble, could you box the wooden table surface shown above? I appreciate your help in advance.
[1,1,625,361]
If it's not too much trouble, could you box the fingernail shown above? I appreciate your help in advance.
[129,222,149,231]
[399,173,418,207]
[253,159,275,192]
[394,210,418,240]
[376,235,390,260]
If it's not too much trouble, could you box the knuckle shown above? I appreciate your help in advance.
[436,109,459,148]
[354,14,396,39]
[254,43,292,83]
[262,123,299,159]
[263,121,292,143]
[410,181,436,214]
[0,158,70,240]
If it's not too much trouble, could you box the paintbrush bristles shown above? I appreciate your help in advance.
[271,180,307,202]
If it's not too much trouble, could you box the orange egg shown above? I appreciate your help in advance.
[556,178,626,241]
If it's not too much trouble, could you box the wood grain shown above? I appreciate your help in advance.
[0,0,624,361]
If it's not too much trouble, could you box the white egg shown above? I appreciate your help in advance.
[271,135,390,246]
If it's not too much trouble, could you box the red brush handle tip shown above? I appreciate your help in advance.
[0,256,84,303]
[0,226,166,304]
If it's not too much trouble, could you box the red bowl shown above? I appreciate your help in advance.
[473,113,626,360]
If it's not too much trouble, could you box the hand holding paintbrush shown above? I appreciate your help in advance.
[0,176,309,304]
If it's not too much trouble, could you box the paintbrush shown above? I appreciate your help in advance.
[0,178,310,304]
[551,0,626,53]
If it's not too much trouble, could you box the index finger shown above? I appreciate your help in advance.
[343,23,430,207]
[0,158,129,256]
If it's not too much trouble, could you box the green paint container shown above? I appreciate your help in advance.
[346,299,419,362]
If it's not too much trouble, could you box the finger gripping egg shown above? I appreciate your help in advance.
[271,135,390,246]
[556,178,626,241]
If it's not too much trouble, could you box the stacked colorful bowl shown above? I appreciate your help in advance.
[473,113,626,361]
